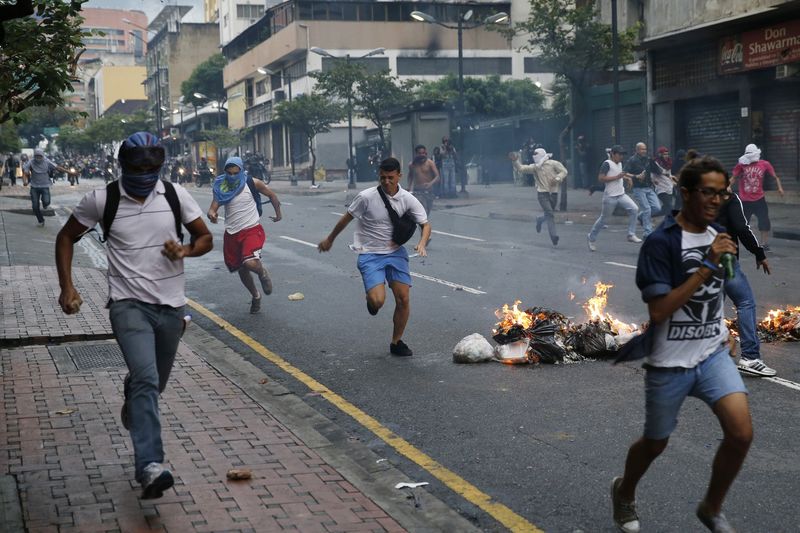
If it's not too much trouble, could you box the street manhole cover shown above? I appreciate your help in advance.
[67,344,125,370]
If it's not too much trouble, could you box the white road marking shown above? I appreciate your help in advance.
[331,212,345,216]
[605,261,637,270]
[764,376,800,392]
[431,230,485,242]
[279,235,317,248]
[409,272,486,295]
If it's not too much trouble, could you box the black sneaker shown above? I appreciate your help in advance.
[551,235,559,247]
[141,462,174,500]
[250,296,261,314]
[535,217,543,233]
[390,340,413,357]
[121,374,131,430]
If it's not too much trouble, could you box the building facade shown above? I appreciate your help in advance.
[222,0,553,178]
[89,66,147,117]
[642,1,800,190]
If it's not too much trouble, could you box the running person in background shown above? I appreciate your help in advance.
[407,144,439,216]
[650,147,677,216]
[731,143,784,251]
[587,145,640,251]
[626,142,661,239]
[22,148,75,227]
[509,147,567,247]
[207,156,282,314]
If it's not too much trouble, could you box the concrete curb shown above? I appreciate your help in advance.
[773,227,800,241]
[181,324,483,533]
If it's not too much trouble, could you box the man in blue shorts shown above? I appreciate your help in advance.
[318,157,430,356]
[612,156,752,533]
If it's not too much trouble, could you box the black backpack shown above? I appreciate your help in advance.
[99,180,183,243]
[376,186,417,246]
[246,176,263,217]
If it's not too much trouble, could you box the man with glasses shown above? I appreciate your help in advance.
[611,156,752,533]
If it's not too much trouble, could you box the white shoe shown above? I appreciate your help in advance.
[587,234,596,252]
[140,462,174,499]
[737,358,777,377]
[627,235,642,243]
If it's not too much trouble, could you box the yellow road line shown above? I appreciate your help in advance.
[187,298,543,533]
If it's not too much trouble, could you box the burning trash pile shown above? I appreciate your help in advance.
[453,282,642,365]
[726,306,800,342]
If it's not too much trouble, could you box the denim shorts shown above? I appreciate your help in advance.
[643,345,747,440]
[357,247,412,292]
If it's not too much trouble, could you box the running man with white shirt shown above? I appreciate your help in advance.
[207,156,282,314]
[587,144,641,251]
[55,132,213,499]
[318,157,431,357]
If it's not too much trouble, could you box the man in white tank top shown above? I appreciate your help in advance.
[207,156,282,313]
[587,144,642,251]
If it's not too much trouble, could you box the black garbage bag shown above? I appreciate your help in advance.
[569,321,615,358]
[526,317,568,364]
[493,325,528,345]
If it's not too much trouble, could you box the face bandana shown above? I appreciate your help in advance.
[212,156,248,205]
[121,171,161,198]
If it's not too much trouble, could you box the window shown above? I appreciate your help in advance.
[223,14,228,27]
[236,4,264,20]
[256,79,268,96]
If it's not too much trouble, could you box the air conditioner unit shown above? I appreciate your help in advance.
[776,63,800,79]
[273,89,286,102]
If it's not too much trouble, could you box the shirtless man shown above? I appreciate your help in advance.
[407,144,439,215]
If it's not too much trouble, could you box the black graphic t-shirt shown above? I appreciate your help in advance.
[646,227,728,368]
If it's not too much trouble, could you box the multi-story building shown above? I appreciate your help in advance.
[88,66,147,118]
[222,0,552,177]
[143,5,219,140]
[641,0,800,188]
[67,8,148,116]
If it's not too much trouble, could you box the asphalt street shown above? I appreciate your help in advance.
[51,183,800,532]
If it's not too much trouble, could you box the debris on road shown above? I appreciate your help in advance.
[53,408,77,415]
[395,482,429,489]
[288,292,305,301]
[453,333,495,363]
[728,306,800,342]
[226,469,252,480]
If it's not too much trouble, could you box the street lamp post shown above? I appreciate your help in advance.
[410,10,508,194]
[310,47,385,189]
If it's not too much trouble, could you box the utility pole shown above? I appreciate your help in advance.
[611,0,620,145]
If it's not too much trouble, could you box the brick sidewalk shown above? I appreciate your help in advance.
[0,267,112,346]
[0,340,406,532]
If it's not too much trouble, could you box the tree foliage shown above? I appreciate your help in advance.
[510,0,638,88]
[194,126,241,149]
[181,53,226,107]
[0,0,90,124]
[413,74,545,120]
[312,64,413,146]
[57,111,153,154]
[274,94,344,185]
[0,122,21,152]
[15,105,76,145]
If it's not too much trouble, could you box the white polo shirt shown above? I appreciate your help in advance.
[347,185,428,254]
[72,180,203,307]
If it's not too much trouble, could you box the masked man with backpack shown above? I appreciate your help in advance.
[55,132,213,499]
[207,156,282,314]
[318,157,430,357]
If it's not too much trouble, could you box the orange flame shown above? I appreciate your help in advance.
[760,306,800,333]
[581,282,638,335]
[494,300,533,334]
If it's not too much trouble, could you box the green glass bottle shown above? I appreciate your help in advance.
[721,253,735,280]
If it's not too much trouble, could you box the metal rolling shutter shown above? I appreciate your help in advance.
[758,85,800,184]
[682,96,740,171]
[591,104,645,169]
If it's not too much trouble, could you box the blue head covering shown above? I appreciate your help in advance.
[212,156,248,205]
[118,132,165,198]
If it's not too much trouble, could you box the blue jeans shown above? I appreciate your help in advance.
[724,261,760,360]
[441,162,456,197]
[30,187,51,223]
[588,193,638,241]
[631,187,661,238]
[643,345,747,440]
[109,300,185,482]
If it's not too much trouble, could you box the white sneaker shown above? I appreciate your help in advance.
[36,221,45,227]
[737,358,777,377]
[627,235,642,243]
[140,462,174,499]
[587,234,597,252]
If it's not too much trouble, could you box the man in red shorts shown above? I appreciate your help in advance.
[731,143,784,250]
[207,156,282,313]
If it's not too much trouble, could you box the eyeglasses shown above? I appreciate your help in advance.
[692,187,732,201]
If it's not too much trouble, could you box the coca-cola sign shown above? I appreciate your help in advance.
[719,19,800,74]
